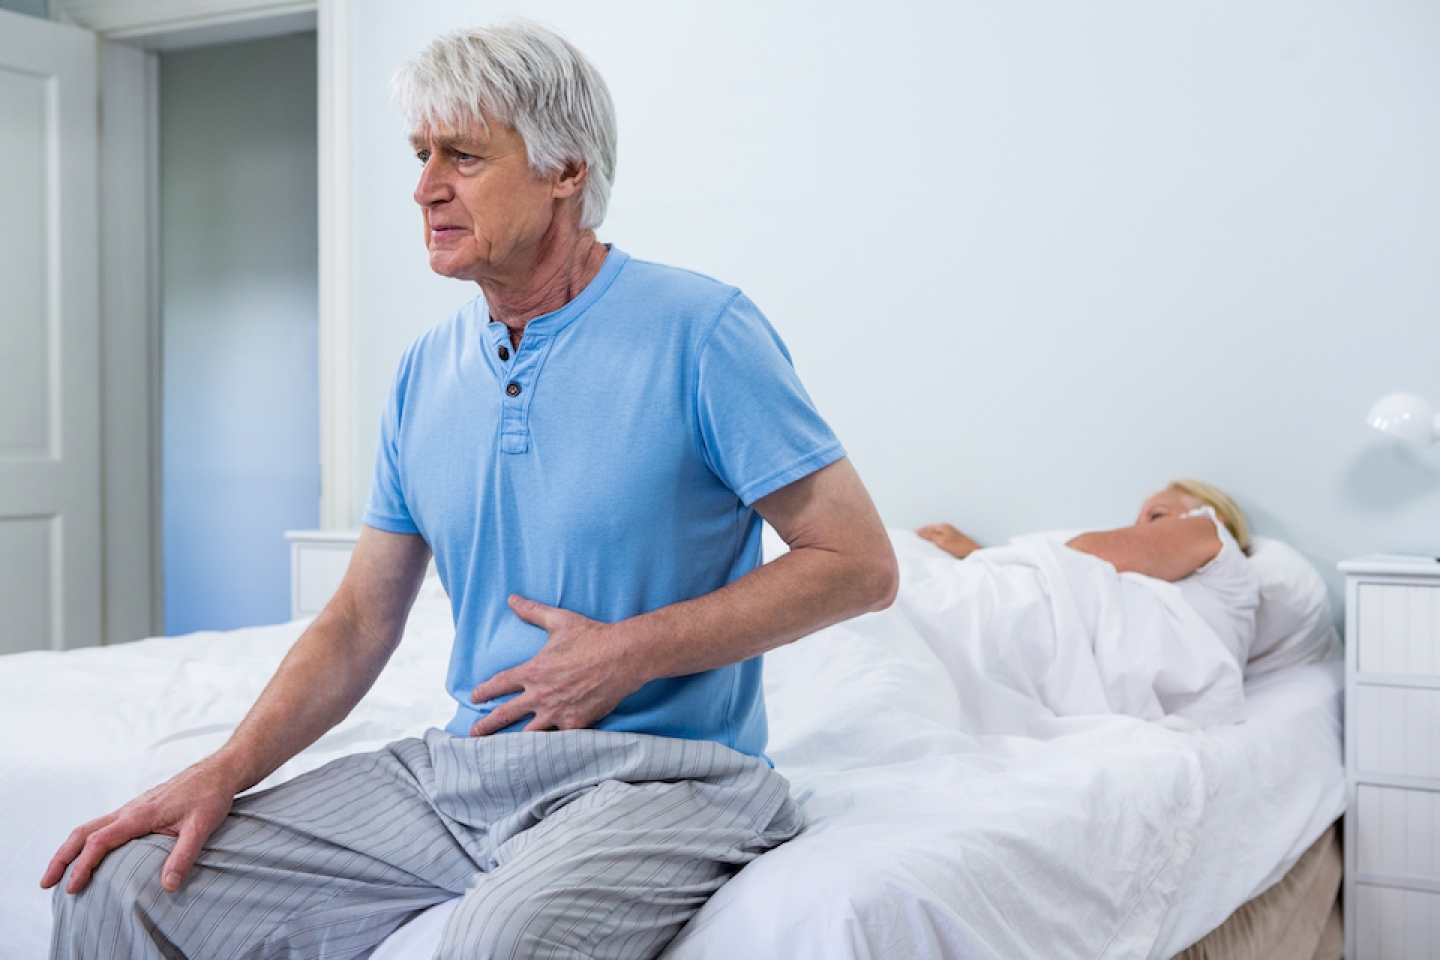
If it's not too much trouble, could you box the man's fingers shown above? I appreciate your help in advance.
[469,669,523,705]
[470,697,535,736]
[508,594,566,630]
[40,851,74,890]
[41,816,115,889]
[63,820,137,894]
[161,820,211,893]
[40,859,66,890]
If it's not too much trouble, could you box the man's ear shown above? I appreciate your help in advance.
[553,160,588,200]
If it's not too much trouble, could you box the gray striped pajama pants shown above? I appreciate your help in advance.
[51,729,802,960]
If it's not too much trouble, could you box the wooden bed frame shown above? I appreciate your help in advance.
[1174,823,1341,960]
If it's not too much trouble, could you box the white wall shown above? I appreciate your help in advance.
[162,31,319,633]
[347,2,1440,600]
[100,40,161,643]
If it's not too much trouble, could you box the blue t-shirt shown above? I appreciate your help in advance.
[363,248,844,758]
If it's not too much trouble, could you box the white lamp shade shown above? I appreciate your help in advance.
[1367,392,1439,446]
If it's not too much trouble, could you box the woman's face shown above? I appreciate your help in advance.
[1136,486,1202,526]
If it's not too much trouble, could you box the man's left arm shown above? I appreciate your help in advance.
[468,457,898,734]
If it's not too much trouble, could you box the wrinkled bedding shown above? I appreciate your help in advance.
[0,540,1342,960]
[661,606,1216,960]
[897,540,1246,733]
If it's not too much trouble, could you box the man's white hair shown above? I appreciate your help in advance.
[391,21,617,230]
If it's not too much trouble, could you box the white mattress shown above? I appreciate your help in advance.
[0,574,1343,960]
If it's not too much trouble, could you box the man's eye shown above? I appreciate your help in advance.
[416,150,431,163]
[456,152,477,162]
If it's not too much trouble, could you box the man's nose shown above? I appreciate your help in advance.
[414,160,452,206]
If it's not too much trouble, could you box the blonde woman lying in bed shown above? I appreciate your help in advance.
[918,479,1258,663]
[909,480,1259,726]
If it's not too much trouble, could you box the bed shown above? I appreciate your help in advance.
[0,530,1343,960]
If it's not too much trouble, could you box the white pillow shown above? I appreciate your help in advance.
[1245,536,1341,677]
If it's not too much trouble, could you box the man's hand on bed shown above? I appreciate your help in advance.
[916,524,983,560]
[467,595,640,735]
[42,759,237,895]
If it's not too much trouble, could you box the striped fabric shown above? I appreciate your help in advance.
[52,729,802,960]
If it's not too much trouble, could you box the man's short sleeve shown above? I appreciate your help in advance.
[362,356,421,535]
[695,292,845,505]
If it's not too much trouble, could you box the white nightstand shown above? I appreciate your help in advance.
[284,530,361,620]
[1340,554,1440,959]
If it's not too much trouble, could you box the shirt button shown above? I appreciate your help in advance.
[498,346,510,361]
[506,382,521,397]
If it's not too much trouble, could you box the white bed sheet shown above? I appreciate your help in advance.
[0,581,456,960]
[376,613,1344,960]
[0,573,1343,960]
[1151,659,1344,957]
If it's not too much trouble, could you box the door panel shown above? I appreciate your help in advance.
[0,65,52,456]
[0,9,101,652]
[0,516,54,655]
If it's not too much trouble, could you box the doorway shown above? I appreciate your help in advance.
[0,7,323,650]
[159,31,320,634]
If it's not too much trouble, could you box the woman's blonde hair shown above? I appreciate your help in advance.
[1170,478,1251,554]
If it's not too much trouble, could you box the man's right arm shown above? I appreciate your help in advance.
[42,526,431,895]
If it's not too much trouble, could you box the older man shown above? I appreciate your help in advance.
[44,21,896,960]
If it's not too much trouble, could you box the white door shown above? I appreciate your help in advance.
[0,10,101,653]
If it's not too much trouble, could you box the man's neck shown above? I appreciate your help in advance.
[480,233,609,349]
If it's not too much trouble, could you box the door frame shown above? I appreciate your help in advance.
[85,0,351,640]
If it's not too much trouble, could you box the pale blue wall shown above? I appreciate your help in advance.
[0,0,49,19]
[162,33,318,634]
[347,2,1440,610]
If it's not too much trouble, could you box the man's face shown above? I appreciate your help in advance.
[1135,486,1202,527]
[410,120,567,283]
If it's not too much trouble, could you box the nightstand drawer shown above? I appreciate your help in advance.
[1356,785,1440,882]
[1357,583,1440,676]
[1356,685,1440,779]
[1354,884,1440,959]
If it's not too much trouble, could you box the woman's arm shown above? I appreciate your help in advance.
[1065,515,1220,581]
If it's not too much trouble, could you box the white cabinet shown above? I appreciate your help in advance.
[284,530,359,620]
[1341,555,1440,960]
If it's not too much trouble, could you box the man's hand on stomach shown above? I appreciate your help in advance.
[467,595,643,735]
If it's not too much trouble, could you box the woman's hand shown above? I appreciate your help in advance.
[916,524,983,560]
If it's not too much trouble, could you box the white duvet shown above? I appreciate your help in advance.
[0,537,1339,960]
[661,607,1214,960]
[898,539,1247,734]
